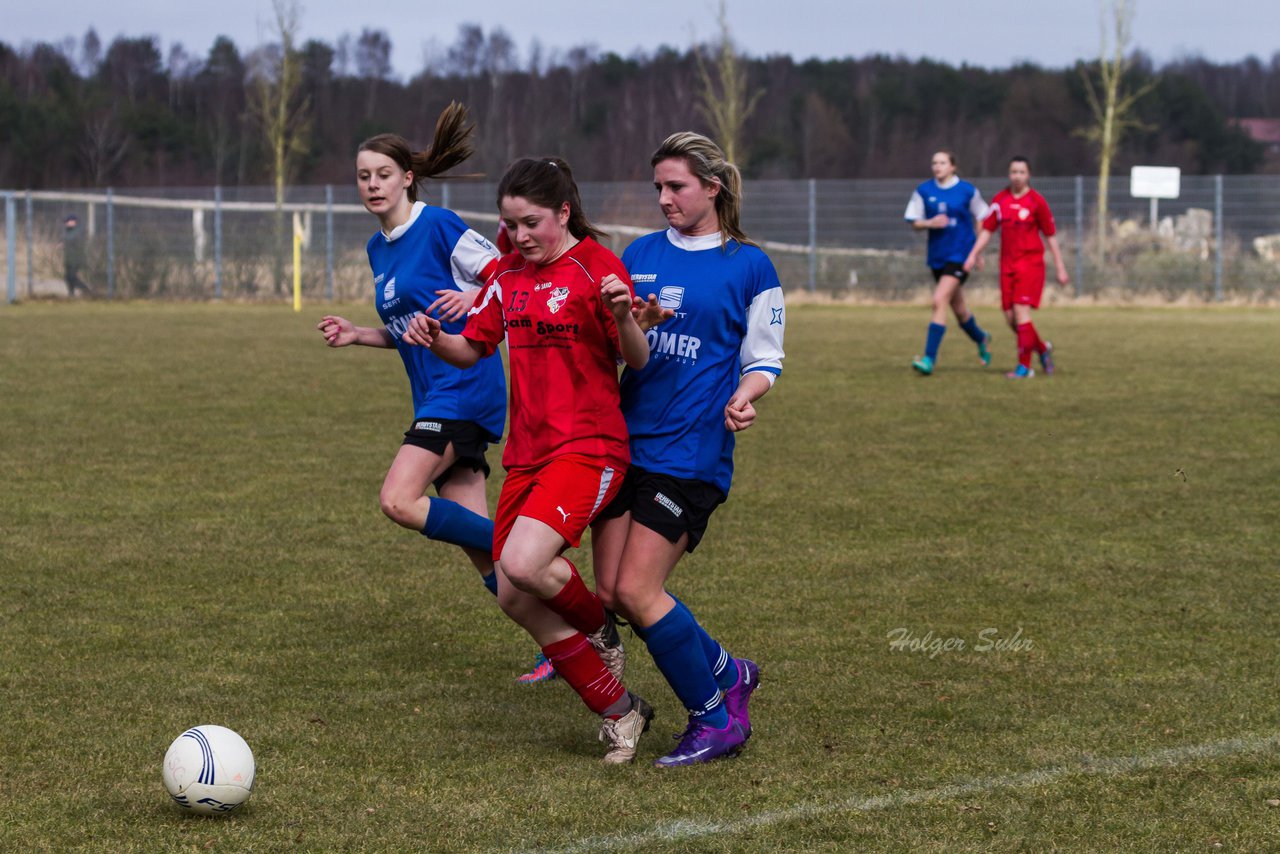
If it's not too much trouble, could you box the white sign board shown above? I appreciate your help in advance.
[1130,166,1181,199]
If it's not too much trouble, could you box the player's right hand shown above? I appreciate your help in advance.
[632,294,674,331]
[317,315,356,347]
[402,313,441,347]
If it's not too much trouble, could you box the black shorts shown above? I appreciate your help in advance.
[931,262,969,284]
[596,465,727,553]
[401,418,493,491]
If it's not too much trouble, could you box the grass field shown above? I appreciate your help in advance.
[2,301,1278,852]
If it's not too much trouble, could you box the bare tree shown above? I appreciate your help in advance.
[1079,0,1155,260]
[247,0,311,294]
[80,28,102,77]
[693,0,763,166]
[355,28,392,119]
[80,110,130,185]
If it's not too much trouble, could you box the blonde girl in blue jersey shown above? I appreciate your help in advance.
[904,150,992,375]
[316,103,513,626]
[591,132,785,767]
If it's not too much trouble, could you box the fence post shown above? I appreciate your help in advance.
[214,186,223,300]
[5,192,15,304]
[25,190,33,297]
[325,184,334,301]
[441,182,451,212]
[1213,174,1224,302]
[1074,175,1084,297]
[807,178,817,292]
[106,187,115,298]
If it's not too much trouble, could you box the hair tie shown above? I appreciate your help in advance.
[546,160,559,169]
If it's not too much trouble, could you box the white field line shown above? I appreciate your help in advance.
[526,732,1280,854]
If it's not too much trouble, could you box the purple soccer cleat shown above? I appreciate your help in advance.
[723,658,760,740]
[652,717,748,768]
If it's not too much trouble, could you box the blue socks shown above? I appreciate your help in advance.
[421,497,494,554]
[642,604,729,729]
[960,315,987,344]
[671,596,738,691]
[481,571,497,596]
[924,322,946,361]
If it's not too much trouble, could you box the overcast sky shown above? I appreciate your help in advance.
[9,0,1280,79]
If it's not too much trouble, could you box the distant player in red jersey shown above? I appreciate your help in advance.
[964,156,1070,379]
[403,157,659,763]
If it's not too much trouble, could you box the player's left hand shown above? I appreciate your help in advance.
[724,392,757,433]
[1057,266,1071,287]
[426,289,473,322]
[632,294,674,331]
[600,274,634,321]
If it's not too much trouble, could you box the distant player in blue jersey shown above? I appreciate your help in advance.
[316,103,509,607]
[903,150,992,375]
[592,132,784,767]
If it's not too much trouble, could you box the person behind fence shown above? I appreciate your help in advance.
[315,103,534,666]
[62,214,93,297]
[903,150,991,376]
[590,131,785,768]
[400,155,660,764]
[963,155,1070,379]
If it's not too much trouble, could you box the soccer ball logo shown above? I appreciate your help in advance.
[162,725,256,816]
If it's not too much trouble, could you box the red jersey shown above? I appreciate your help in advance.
[982,188,1056,264]
[462,236,634,471]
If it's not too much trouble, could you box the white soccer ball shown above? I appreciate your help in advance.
[162,725,256,816]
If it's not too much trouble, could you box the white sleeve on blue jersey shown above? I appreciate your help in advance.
[741,285,785,387]
[904,191,925,221]
[450,229,500,292]
[969,188,989,223]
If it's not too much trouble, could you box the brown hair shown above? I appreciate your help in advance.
[357,101,476,203]
[496,157,605,241]
[651,132,755,249]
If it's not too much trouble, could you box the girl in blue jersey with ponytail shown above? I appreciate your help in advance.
[316,103,512,623]
[592,131,785,767]
[904,150,992,376]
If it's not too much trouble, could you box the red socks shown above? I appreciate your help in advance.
[542,633,625,715]
[545,559,606,636]
[1016,323,1044,369]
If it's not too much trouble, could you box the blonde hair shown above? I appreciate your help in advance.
[651,132,755,249]
[357,101,476,203]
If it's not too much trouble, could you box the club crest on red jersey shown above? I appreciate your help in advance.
[546,286,570,314]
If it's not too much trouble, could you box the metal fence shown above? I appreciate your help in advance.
[5,175,1280,305]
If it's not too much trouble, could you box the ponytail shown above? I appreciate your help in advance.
[357,101,477,203]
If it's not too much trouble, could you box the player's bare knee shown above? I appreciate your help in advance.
[497,550,541,593]
[611,578,655,626]
[378,491,414,528]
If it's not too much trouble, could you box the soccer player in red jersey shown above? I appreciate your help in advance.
[965,156,1070,379]
[403,157,659,763]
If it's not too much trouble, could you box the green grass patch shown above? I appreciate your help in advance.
[1,302,1277,852]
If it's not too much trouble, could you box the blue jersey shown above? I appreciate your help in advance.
[620,230,785,495]
[366,202,506,441]
[904,178,988,268]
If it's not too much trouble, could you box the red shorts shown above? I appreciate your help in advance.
[492,453,626,560]
[1001,262,1045,310]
